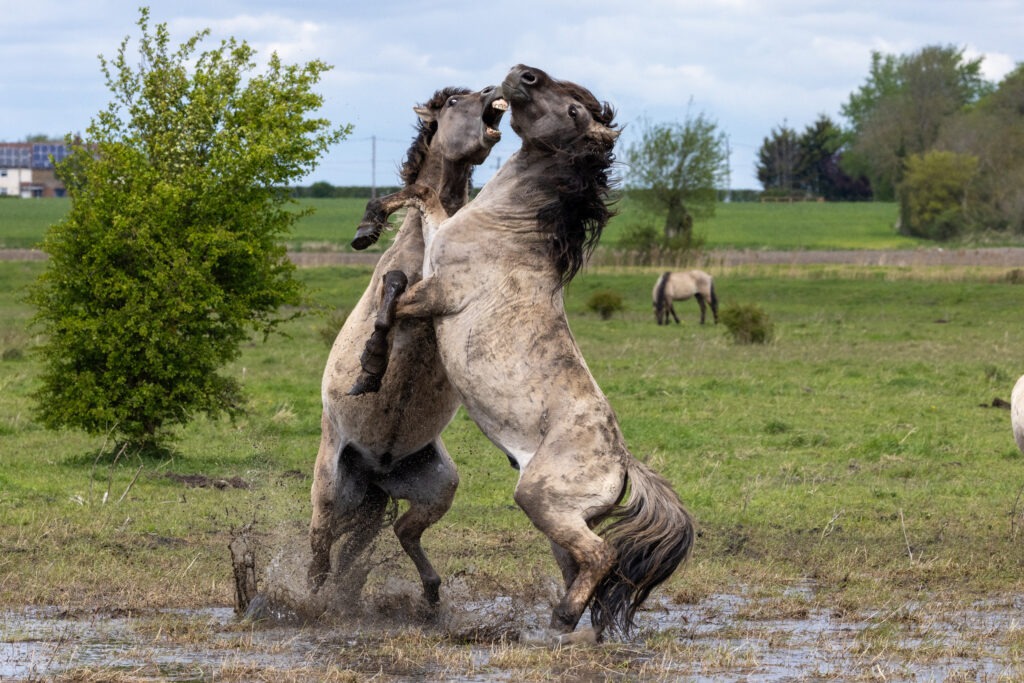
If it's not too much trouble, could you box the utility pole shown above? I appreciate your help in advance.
[371,135,377,199]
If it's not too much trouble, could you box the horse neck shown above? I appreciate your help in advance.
[412,151,472,217]
[475,151,560,224]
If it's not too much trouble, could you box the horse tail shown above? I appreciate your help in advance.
[590,458,695,635]
[654,271,671,323]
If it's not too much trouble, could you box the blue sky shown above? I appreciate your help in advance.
[2,0,1020,190]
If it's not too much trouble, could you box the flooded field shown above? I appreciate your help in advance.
[5,580,1024,681]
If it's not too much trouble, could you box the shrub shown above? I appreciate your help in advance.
[898,150,979,240]
[587,290,625,320]
[28,9,348,447]
[721,304,774,344]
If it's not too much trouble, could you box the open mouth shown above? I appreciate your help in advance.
[483,98,508,141]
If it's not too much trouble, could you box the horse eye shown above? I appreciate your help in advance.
[568,105,578,119]
[448,97,459,107]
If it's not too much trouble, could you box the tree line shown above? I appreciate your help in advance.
[628,44,1023,243]
[761,44,1023,240]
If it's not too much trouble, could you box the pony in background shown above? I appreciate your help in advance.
[653,270,719,325]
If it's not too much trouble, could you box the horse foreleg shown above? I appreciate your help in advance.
[352,187,423,250]
[348,270,409,395]
[669,302,681,324]
[696,294,707,324]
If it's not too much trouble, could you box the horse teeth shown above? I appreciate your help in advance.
[486,127,501,138]
[491,99,508,111]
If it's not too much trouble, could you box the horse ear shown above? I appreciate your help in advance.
[586,120,620,146]
[414,105,436,125]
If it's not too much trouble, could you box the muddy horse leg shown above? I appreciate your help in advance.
[380,441,459,606]
[348,270,409,395]
[309,423,384,592]
[514,479,617,641]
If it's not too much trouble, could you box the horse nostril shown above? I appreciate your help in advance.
[521,71,537,85]
[481,85,495,95]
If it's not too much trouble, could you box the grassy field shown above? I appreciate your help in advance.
[3,188,1024,677]
[0,196,922,252]
[3,254,1024,677]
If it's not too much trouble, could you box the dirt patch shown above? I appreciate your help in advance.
[165,472,250,489]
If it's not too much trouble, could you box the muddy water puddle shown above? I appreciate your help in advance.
[4,585,1024,681]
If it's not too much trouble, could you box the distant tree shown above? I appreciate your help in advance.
[308,180,336,198]
[937,64,1024,234]
[796,115,840,197]
[840,45,991,201]
[756,124,801,193]
[624,111,729,242]
[29,8,349,448]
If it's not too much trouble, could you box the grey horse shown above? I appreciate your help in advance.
[308,85,506,608]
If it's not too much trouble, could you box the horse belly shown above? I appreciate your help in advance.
[324,316,459,462]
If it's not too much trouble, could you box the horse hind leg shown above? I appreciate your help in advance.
[330,484,390,594]
[514,480,617,641]
[380,441,459,606]
[696,293,707,324]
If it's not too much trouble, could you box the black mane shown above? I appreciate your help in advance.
[537,81,619,288]
[400,86,472,187]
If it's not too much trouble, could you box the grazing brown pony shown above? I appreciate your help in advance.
[308,85,506,607]
[351,65,694,642]
[653,269,719,325]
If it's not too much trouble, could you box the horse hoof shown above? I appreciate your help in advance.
[348,373,382,396]
[351,224,381,250]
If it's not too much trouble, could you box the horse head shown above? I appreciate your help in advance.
[501,65,619,286]
[402,85,508,185]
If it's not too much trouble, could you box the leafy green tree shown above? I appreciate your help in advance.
[29,8,349,447]
[840,45,991,201]
[624,111,729,242]
[937,64,1024,234]
[899,150,979,240]
[756,124,801,193]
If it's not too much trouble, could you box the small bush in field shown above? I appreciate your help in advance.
[721,303,774,344]
[319,308,349,346]
[1006,268,1024,284]
[587,290,625,320]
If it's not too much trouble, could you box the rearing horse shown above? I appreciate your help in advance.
[653,269,719,325]
[308,85,506,607]
[351,65,694,642]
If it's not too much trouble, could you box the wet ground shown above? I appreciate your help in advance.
[5,581,1024,681]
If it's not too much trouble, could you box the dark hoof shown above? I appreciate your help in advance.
[348,372,382,395]
[351,223,381,250]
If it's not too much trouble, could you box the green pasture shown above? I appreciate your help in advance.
[0,196,921,252]
[2,258,1024,615]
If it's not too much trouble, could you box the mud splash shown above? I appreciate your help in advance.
[5,582,1024,681]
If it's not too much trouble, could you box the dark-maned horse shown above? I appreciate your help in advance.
[653,269,719,325]
[350,65,694,643]
[308,85,505,608]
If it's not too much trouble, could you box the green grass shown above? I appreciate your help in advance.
[3,259,1024,615]
[0,195,922,252]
